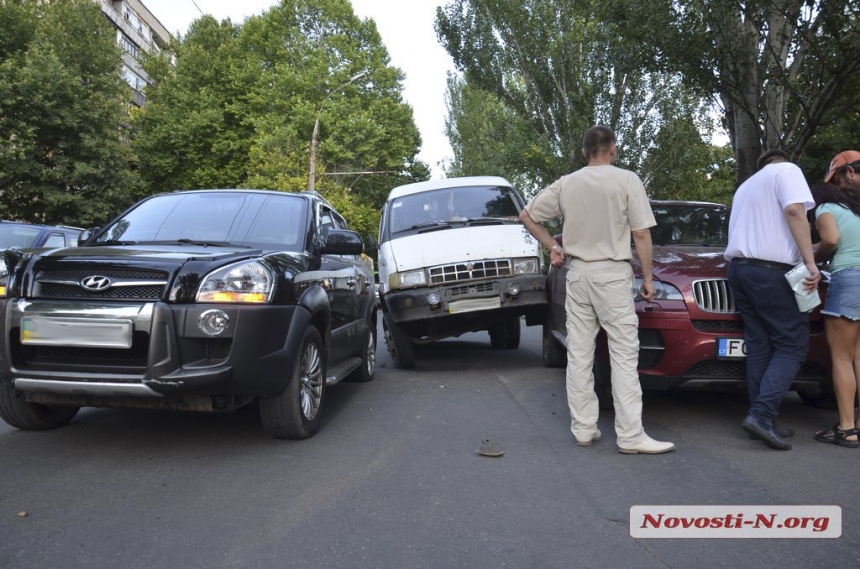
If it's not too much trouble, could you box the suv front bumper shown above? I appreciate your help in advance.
[0,298,308,407]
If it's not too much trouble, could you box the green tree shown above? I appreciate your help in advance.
[0,0,141,226]
[435,0,715,197]
[606,0,860,185]
[133,0,426,211]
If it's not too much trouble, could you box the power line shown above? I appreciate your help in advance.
[189,0,204,17]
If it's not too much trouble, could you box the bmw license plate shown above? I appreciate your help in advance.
[21,317,133,348]
[717,337,747,359]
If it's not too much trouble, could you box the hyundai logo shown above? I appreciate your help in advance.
[81,275,112,291]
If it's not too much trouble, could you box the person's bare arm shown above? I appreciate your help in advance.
[632,228,655,302]
[518,209,565,267]
[784,203,821,290]
[814,212,839,263]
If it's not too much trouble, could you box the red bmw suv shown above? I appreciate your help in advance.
[543,200,833,409]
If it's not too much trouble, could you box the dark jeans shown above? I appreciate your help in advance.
[728,262,809,428]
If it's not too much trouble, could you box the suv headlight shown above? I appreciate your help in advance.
[633,277,683,302]
[0,257,7,297]
[389,269,426,290]
[197,261,274,303]
[512,257,539,275]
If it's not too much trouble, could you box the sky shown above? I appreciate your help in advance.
[140,0,456,179]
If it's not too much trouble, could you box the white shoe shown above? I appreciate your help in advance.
[575,429,602,447]
[618,434,675,454]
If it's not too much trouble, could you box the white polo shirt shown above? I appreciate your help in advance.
[724,162,814,265]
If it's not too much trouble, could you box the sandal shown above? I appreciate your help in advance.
[814,424,860,448]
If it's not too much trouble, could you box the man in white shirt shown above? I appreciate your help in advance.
[725,149,820,450]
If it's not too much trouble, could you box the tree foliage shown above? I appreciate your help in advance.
[0,0,142,226]
[435,0,723,200]
[133,0,426,212]
[606,0,860,185]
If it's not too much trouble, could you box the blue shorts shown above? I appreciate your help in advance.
[822,267,860,321]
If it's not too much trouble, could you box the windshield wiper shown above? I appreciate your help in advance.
[145,239,248,248]
[408,222,452,231]
[96,240,139,246]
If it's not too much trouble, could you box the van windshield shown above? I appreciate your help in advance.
[388,185,521,233]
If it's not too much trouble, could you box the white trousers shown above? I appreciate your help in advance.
[564,259,644,446]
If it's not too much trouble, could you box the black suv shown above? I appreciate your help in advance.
[0,221,81,249]
[0,190,377,439]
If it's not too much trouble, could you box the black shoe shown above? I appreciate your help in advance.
[741,415,791,450]
[749,423,794,440]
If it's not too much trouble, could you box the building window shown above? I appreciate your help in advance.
[117,32,139,59]
[122,65,148,94]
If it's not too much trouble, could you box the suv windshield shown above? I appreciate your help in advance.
[94,191,308,250]
[651,203,730,246]
[388,185,521,233]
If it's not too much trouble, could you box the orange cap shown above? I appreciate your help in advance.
[824,150,860,183]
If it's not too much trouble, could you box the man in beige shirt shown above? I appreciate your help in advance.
[519,125,674,454]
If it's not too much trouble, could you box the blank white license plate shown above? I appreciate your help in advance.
[448,297,501,315]
[21,317,133,348]
[717,337,746,359]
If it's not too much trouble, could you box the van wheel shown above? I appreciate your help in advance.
[383,313,414,369]
[0,381,79,430]
[490,317,521,349]
[259,326,326,439]
[542,322,567,368]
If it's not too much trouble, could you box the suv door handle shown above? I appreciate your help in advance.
[346,277,357,288]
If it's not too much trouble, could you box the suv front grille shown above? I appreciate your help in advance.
[693,279,736,313]
[34,268,169,301]
[429,259,511,284]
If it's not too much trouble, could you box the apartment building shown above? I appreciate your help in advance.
[95,0,172,107]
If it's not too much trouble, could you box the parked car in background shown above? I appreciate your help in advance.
[377,176,547,368]
[0,190,377,439]
[543,200,833,409]
[0,220,81,249]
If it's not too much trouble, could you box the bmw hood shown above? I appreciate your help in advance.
[646,246,731,280]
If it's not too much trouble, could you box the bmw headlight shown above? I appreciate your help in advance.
[197,261,274,303]
[389,269,426,290]
[633,277,683,302]
[512,257,539,275]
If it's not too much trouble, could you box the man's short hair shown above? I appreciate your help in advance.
[756,149,790,170]
[582,126,616,159]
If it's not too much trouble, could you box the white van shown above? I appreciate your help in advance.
[377,176,547,368]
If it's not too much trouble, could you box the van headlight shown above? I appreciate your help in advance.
[0,257,7,297]
[389,269,426,290]
[512,257,539,275]
[197,261,274,303]
[633,277,683,302]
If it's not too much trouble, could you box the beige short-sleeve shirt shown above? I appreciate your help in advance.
[525,165,655,262]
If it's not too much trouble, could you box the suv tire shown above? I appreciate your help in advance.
[259,326,326,439]
[0,382,79,430]
[347,323,377,382]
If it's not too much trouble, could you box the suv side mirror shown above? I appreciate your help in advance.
[78,227,100,247]
[322,229,364,255]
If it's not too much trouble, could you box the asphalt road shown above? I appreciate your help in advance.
[1,321,859,568]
